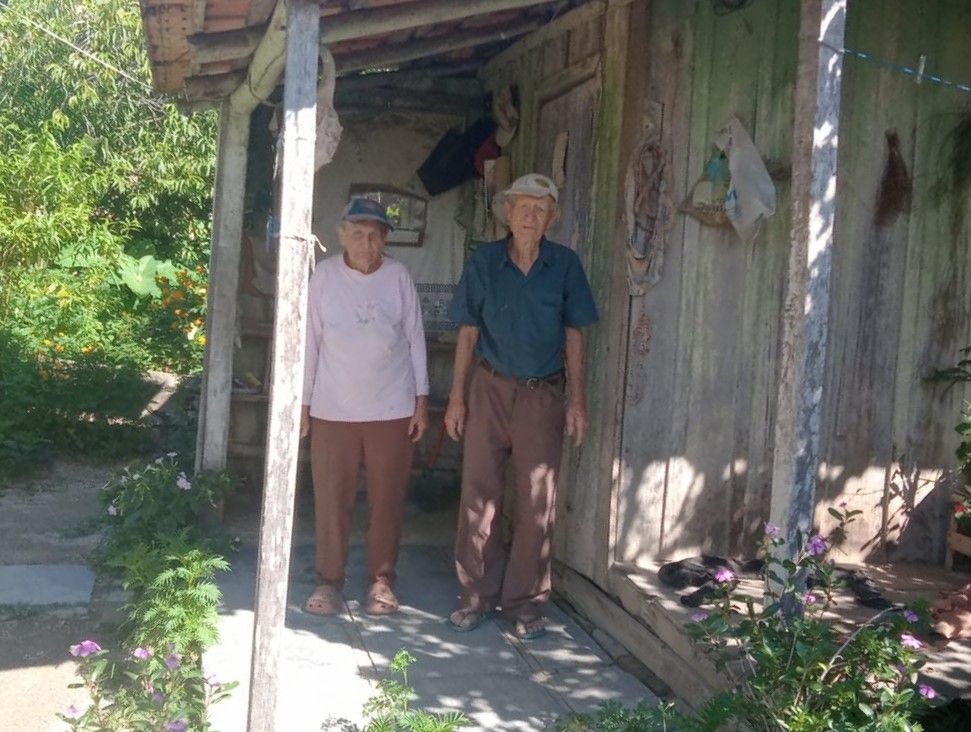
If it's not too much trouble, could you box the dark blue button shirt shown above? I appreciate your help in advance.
[449,237,599,379]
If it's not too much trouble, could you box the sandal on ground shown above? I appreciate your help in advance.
[305,585,343,616]
[447,606,495,632]
[514,617,547,641]
[366,581,400,615]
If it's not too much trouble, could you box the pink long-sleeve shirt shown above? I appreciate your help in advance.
[302,254,429,422]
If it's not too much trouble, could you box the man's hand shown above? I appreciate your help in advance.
[300,406,311,438]
[565,401,588,448]
[444,399,467,441]
[408,397,429,443]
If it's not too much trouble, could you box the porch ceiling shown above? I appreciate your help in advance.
[138,0,582,106]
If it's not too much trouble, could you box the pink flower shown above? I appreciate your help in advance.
[205,673,222,688]
[690,612,709,622]
[132,647,152,660]
[176,472,192,491]
[801,592,817,606]
[164,720,188,732]
[64,705,81,719]
[69,640,101,657]
[900,633,923,650]
[165,653,182,671]
[764,524,780,538]
[918,684,936,699]
[714,568,735,583]
[955,502,967,517]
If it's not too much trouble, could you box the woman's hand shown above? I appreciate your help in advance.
[408,396,429,443]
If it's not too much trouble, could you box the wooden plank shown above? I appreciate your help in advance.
[536,54,600,104]
[541,34,567,79]
[554,562,717,711]
[334,18,543,76]
[617,0,698,565]
[321,0,560,45]
[567,15,603,66]
[815,1,923,560]
[769,0,846,547]
[189,27,265,65]
[195,101,251,475]
[247,0,277,25]
[246,1,319,728]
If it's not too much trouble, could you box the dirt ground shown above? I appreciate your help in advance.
[0,459,122,732]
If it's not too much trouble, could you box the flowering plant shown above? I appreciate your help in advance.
[686,505,937,732]
[97,454,236,561]
[58,639,236,732]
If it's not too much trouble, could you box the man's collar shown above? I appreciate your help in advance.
[499,236,551,270]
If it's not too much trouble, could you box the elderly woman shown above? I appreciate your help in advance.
[444,173,598,640]
[300,197,429,616]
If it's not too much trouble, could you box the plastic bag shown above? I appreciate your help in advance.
[682,116,776,241]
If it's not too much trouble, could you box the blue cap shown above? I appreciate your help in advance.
[339,197,394,230]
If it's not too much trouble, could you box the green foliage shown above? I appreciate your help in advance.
[97,455,237,561]
[61,454,240,729]
[114,535,229,659]
[360,650,469,732]
[555,700,723,732]
[683,508,935,732]
[58,642,237,731]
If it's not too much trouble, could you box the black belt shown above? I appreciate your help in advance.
[477,358,564,390]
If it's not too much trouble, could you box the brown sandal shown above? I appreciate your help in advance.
[447,606,495,632]
[366,581,400,615]
[305,585,343,616]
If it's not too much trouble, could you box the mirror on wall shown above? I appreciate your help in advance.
[348,184,427,247]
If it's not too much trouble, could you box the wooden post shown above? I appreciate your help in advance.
[769,0,846,546]
[246,0,318,729]
[195,100,251,474]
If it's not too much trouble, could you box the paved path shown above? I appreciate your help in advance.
[206,542,657,731]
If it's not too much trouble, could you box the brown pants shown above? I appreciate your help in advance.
[454,367,566,622]
[309,417,413,588]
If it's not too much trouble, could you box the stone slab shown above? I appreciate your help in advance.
[0,564,95,606]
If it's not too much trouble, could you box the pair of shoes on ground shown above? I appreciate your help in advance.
[304,581,400,617]
[447,606,547,640]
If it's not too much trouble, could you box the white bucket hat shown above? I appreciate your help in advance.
[493,173,559,226]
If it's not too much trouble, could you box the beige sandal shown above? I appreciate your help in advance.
[305,585,343,616]
[366,581,400,615]
[447,606,495,632]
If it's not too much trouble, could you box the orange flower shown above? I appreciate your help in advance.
[39,368,50,379]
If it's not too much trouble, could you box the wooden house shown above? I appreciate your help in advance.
[138,0,971,720]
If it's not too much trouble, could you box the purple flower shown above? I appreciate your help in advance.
[690,612,709,622]
[805,534,827,556]
[764,524,780,538]
[903,609,919,624]
[69,640,101,657]
[165,653,182,671]
[900,633,923,650]
[151,693,165,704]
[164,720,188,732]
[918,684,936,699]
[838,501,848,509]
[132,647,152,660]
[176,472,192,491]
[64,705,81,719]
[801,592,817,606]
[714,568,735,583]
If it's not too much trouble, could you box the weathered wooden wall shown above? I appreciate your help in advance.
[619,0,971,567]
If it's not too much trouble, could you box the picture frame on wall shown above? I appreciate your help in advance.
[348,184,427,247]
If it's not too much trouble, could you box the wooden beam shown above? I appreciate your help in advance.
[335,19,543,76]
[189,27,266,65]
[194,101,251,475]
[769,0,846,547]
[247,0,277,25]
[246,1,318,729]
[339,60,481,87]
[321,0,558,45]
[335,87,480,114]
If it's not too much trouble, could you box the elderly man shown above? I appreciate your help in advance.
[301,197,429,617]
[444,173,598,640]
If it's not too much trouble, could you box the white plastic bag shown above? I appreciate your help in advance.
[713,116,776,241]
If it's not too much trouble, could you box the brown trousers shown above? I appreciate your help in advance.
[454,367,566,622]
[309,417,413,588]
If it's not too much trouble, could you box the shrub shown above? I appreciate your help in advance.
[58,640,236,732]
